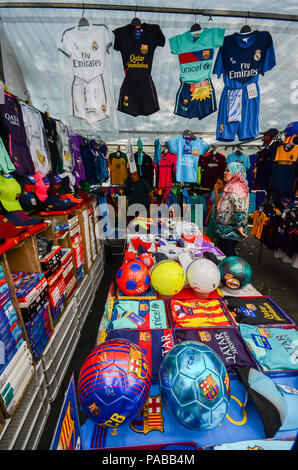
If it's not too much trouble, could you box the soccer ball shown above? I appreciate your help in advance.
[186,258,221,294]
[219,256,252,289]
[150,259,185,297]
[77,339,151,425]
[159,341,231,430]
[117,259,150,295]
[137,252,155,269]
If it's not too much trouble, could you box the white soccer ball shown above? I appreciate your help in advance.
[186,258,221,294]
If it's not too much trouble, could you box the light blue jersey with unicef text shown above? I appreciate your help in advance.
[167,134,210,183]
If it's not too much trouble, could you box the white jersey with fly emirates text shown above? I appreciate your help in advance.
[59,24,112,81]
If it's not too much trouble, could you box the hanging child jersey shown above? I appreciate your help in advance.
[169,299,232,328]
[223,297,293,326]
[0,94,35,175]
[20,102,52,175]
[239,324,298,371]
[167,134,210,183]
[113,23,165,116]
[175,327,259,373]
[156,151,177,188]
[251,210,268,239]
[169,28,225,83]
[110,299,168,330]
[108,151,129,185]
[59,24,112,123]
[213,31,276,141]
[134,152,154,188]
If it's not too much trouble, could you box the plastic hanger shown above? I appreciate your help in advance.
[190,14,201,33]
[182,129,196,140]
[78,6,89,29]
[240,18,251,34]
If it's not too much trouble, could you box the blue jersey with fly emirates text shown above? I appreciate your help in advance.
[167,134,210,183]
[213,31,276,89]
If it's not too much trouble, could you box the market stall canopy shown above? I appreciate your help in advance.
[0,0,298,144]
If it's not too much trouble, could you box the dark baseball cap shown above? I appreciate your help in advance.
[5,210,44,226]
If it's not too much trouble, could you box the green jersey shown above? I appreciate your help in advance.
[169,28,225,83]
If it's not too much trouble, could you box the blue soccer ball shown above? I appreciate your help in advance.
[159,341,231,430]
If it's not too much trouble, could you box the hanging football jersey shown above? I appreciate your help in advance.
[0,93,35,175]
[113,22,165,116]
[41,112,59,174]
[134,151,154,188]
[55,121,74,173]
[69,134,86,185]
[59,24,112,124]
[167,134,209,183]
[108,151,129,185]
[20,102,52,175]
[213,31,276,141]
[156,151,177,188]
[199,151,226,188]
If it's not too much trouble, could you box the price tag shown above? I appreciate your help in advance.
[247,83,258,99]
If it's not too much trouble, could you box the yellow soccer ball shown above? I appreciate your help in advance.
[151,260,185,297]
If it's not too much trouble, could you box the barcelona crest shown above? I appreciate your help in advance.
[141,44,148,54]
[200,374,219,401]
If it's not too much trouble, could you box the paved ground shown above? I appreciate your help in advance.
[37,234,298,449]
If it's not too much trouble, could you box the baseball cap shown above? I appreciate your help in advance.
[0,175,22,212]
[0,217,27,237]
[33,172,50,202]
[262,128,279,144]
[43,194,76,212]
[61,193,83,203]
[5,210,44,226]
[237,367,287,438]
[284,122,298,137]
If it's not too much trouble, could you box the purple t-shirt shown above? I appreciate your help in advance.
[0,94,35,175]
[69,134,86,185]
[175,327,259,373]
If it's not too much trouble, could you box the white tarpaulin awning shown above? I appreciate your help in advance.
[1,1,298,146]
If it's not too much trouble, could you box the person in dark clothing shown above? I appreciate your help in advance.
[123,171,154,225]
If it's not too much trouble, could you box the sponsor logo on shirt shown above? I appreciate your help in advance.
[5,113,20,126]
[229,63,259,79]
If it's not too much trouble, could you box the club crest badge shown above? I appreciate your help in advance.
[254,49,261,61]
[141,44,148,54]
[92,40,98,51]
[200,374,219,401]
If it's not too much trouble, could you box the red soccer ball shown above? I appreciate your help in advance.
[116,259,150,295]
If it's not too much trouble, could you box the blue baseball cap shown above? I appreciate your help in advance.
[284,122,298,137]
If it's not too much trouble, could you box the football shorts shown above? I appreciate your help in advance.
[72,75,110,124]
[216,84,260,141]
[117,75,160,117]
[174,79,217,120]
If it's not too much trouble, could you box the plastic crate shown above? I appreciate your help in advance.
[0,362,47,450]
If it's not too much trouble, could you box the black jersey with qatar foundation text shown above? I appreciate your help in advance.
[113,23,165,116]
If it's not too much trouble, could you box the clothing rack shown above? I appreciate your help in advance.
[1,3,298,24]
